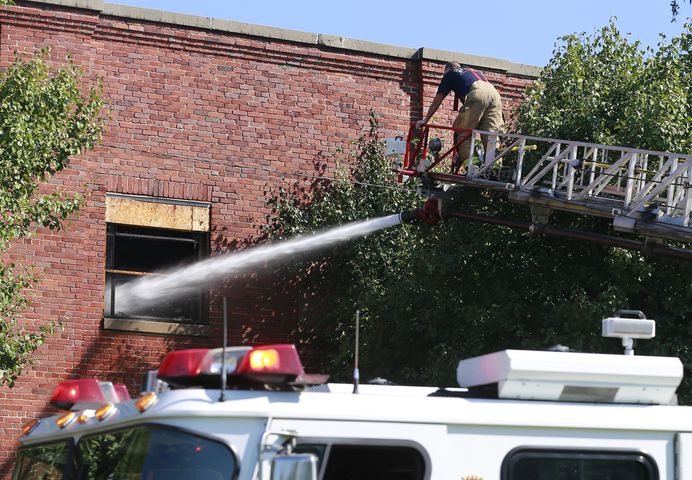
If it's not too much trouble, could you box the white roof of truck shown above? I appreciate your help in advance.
[21,382,692,445]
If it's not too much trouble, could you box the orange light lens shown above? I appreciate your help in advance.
[249,349,279,370]
[95,403,116,421]
[234,344,305,384]
[21,418,39,436]
[56,412,76,429]
[135,392,158,413]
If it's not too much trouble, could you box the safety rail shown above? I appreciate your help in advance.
[390,125,692,243]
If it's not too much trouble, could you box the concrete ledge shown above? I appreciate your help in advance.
[418,47,542,77]
[104,317,210,337]
[26,0,104,10]
[25,0,540,77]
[317,34,418,59]
[103,3,317,45]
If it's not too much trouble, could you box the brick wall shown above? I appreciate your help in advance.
[0,0,538,473]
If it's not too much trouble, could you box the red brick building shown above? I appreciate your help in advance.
[0,0,538,471]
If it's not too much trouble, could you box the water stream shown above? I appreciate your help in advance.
[116,213,403,312]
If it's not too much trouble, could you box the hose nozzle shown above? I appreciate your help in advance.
[399,198,442,226]
[399,210,418,224]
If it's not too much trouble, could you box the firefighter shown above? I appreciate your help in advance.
[415,61,504,171]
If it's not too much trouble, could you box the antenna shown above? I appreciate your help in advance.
[220,296,229,402]
[353,309,360,394]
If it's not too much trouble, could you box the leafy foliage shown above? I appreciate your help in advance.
[515,19,692,396]
[0,49,105,387]
[263,114,421,374]
[517,20,691,152]
[672,0,692,21]
[265,22,692,401]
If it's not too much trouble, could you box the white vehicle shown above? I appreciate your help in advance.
[13,312,692,480]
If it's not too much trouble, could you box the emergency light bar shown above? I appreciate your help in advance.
[157,344,307,389]
[457,349,683,405]
[49,379,131,411]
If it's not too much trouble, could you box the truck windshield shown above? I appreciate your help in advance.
[13,441,73,480]
[76,425,236,480]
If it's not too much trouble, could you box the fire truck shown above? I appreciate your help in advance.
[13,311,692,480]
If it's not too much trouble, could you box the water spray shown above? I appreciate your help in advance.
[118,214,403,310]
[117,199,444,311]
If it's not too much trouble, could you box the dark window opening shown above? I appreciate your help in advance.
[503,448,658,480]
[104,224,209,324]
[112,232,198,273]
[319,444,426,480]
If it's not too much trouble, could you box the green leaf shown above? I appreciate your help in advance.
[0,48,105,387]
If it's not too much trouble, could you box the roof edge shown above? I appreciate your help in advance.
[27,0,104,10]
[417,47,542,77]
[26,0,541,77]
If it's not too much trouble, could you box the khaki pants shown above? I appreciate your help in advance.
[453,81,504,164]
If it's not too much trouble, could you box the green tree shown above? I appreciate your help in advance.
[672,0,692,21]
[263,114,422,375]
[515,19,692,391]
[0,49,105,387]
[264,20,692,401]
[263,115,649,387]
[517,20,691,152]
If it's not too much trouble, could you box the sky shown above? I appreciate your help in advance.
[107,0,691,67]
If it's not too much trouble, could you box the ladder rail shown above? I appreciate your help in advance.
[571,151,634,201]
[684,160,692,227]
[627,157,685,212]
[392,126,692,242]
[520,144,570,188]
[474,130,692,158]
[475,132,690,211]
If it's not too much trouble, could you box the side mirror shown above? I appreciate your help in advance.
[271,454,318,480]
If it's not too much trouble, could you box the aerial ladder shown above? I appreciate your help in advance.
[389,125,692,261]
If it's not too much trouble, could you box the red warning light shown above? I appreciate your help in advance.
[49,379,105,410]
[157,344,306,388]
[157,349,209,378]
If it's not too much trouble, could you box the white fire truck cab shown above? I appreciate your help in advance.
[13,313,692,480]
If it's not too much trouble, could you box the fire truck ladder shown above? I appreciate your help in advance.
[389,124,692,246]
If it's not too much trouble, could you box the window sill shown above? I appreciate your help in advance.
[103,317,210,337]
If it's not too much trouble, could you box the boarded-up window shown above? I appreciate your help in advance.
[104,194,210,325]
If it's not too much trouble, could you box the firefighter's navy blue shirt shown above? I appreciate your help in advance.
[437,68,487,98]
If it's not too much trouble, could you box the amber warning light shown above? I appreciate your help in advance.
[157,344,327,389]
